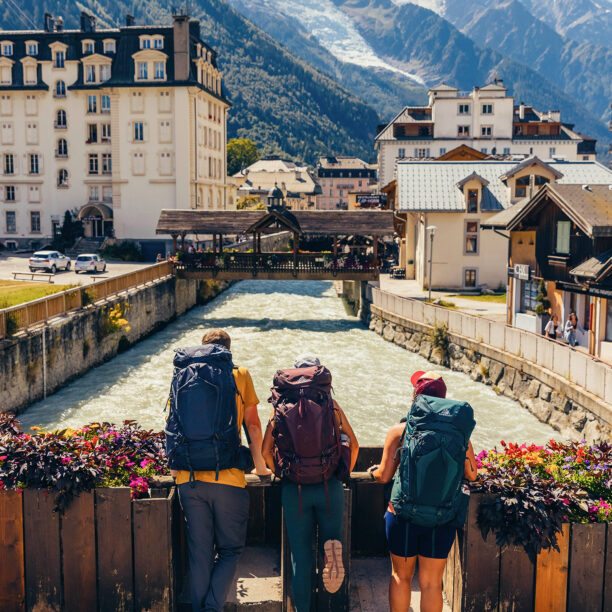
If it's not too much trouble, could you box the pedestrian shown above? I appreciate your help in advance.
[544,313,559,339]
[156,253,163,263]
[261,356,359,612]
[166,329,270,612]
[368,371,477,612]
[563,311,582,347]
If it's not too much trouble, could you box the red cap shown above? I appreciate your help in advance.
[410,371,426,386]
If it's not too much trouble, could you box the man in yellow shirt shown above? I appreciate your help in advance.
[171,329,269,612]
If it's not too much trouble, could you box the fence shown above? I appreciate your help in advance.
[371,287,612,407]
[0,261,173,340]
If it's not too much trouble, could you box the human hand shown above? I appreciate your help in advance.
[170,469,178,478]
[252,465,272,477]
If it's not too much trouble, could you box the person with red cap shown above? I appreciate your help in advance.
[367,371,477,612]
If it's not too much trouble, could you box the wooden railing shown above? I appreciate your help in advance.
[0,261,173,340]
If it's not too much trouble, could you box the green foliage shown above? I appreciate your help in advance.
[98,303,131,340]
[428,322,450,358]
[236,195,266,210]
[227,138,260,176]
[52,210,83,252]
[81,288,95,306]
[535,280,551,316]
[101,241,143,262]
[3,310,18,336]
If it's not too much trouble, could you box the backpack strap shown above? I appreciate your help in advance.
[234,366,252,446]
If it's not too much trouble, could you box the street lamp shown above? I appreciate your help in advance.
[426,225,437,302]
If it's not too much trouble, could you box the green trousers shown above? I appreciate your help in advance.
[281,478,344,612]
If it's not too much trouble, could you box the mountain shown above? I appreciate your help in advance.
[0,0,383,163]
[331,0,609,153]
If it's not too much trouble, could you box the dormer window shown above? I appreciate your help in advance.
[140,36,151,49]
[153,36,164,49]
[154,61,165,80]
[467,189,478,213]
[515,176,529,198]
[0,62,12,86]
[1,43,13,57]
[26,42,38,56]
[82,40,95,55]
[53,51,65,69]
[85,65,96,83]
[103,39,116,54]
[137,61,148,80]
[24,65,36,85]
[100,64,111,82]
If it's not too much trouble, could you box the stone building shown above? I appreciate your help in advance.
[376,81,597,190]
[315,156,376,210]
[0,11,229,255]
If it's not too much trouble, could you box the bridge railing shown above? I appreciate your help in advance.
[0,261,173,340]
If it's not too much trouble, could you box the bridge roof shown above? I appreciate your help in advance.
[156,209,395,236]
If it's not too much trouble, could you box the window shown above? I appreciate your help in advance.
[482,104,493,114]
[503,147,511,155]
[140,37,151,49]
[133,121,144,141]
[153,37,163,49]
[458,104,470,115]
[159,120,171,143]
[132,152,145,175]
[104,40,116,54]
[458,125,470,137]
[556,220,571,254]
[87,95,97,113]
[520,280,538,313]
[160,152,172,175]
[464,269,477,288]
[57,168,68,186]
[28,154,39,175]
[24,66,36,85]
[57,138,67,157]
[137,62,148,80]
[100,64,111,82]
[5,210,16,233]
[30,211,40,233]
[87,123,98,143]
[4,153,13,174]
[88,153,99,175]
[28,185,40,202]
[415,148,429,158]
[1,122,13,144]
[0,94,11,115]
[5,185,15,201]
[27,42,38,56]
[101,123,111,142]
[154,61,165,79]
[2,43,13,56]
[55,80,66,97]
[467,189,478,213]
[101,94,110,113]
[89,185,99,201]
[102,153,112,174]
[515,176,529,198]
[0,65,11,85]
[534,175,549,187]
[398,148,406,159]
[481,126,492,136]
[159,90,171,112]
[102,186,112,202]
[53,51,65,68]
[86,65,96,83]
[55,109,67,128]
[25,94,36,115]
[549,147,556,158]
[439,147,446,156]
[82,41,94,54]
[464,221,479,254]
[26,122,38,144]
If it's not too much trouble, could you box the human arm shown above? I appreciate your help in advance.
[244,403,271,476]
[367,423,405,483]
[333,401,359,472]
[261,411,275,472]
[463,440,477,482]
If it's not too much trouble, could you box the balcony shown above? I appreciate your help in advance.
[54,122,67,130]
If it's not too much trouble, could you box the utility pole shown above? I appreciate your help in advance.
[427,225,436,302]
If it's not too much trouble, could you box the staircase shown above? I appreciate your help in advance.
[67,237,104,256]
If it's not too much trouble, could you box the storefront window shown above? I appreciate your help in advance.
[520,280,538,313]
[606,301,612,341]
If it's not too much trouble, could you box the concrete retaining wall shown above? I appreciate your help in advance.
[366,291,612,442]
[0,278,231,414]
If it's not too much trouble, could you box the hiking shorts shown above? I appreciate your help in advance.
[384,511,456,559]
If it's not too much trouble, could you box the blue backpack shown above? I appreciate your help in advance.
[165,344,253,481]
[390,394,476,535]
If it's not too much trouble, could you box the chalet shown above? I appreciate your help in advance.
[483,183,612,362]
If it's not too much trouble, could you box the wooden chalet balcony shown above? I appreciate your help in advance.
[175,251,380,281]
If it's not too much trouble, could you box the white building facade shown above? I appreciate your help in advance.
[376,81,597,190]
[0,12,229,255]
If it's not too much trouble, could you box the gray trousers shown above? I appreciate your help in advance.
[178,481,250,612]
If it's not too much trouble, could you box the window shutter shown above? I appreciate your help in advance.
[38,154,44,174]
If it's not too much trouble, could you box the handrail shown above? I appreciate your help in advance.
[371,287,612,406]
[0,261,173,340]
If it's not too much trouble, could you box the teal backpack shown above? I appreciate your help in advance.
[390,394,476,536]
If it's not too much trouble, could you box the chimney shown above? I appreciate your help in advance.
[189,20,200,39]
[44,12,54,32]
[55,17,64,32]
[80,11,96,32]
[529,174,535,198]
[173,14,190,81]
[125,14,135,26]
[519,103,525,120]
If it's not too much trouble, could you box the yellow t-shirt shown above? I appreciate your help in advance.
[175,366,259,489]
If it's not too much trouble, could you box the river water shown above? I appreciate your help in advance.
[19,281,556,450]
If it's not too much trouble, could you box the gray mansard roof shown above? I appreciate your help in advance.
[396,160,612,213]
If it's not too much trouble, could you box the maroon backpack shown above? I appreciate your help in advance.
[269,365,341,485]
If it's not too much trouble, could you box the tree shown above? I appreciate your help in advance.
[52,210,83,252]
[227,138,260,176]
[236,195,266,210]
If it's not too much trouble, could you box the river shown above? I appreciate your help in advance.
[19,281,557,450]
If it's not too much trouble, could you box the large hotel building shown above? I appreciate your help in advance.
[0,12,230,253]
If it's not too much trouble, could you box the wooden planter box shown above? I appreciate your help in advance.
[0,487,176,612]
[444,493,612,611]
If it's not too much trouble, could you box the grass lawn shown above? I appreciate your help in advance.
[0,280,78,308]
[448,293,507,304]
[425,298,457,309]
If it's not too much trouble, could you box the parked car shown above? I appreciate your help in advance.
[29,251,71,273]
[75,254,107,274]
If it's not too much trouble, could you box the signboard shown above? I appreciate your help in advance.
[356,194,387,208]
[513,263,531,280]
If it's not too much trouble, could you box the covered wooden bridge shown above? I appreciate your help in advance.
[156,208,396,280]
